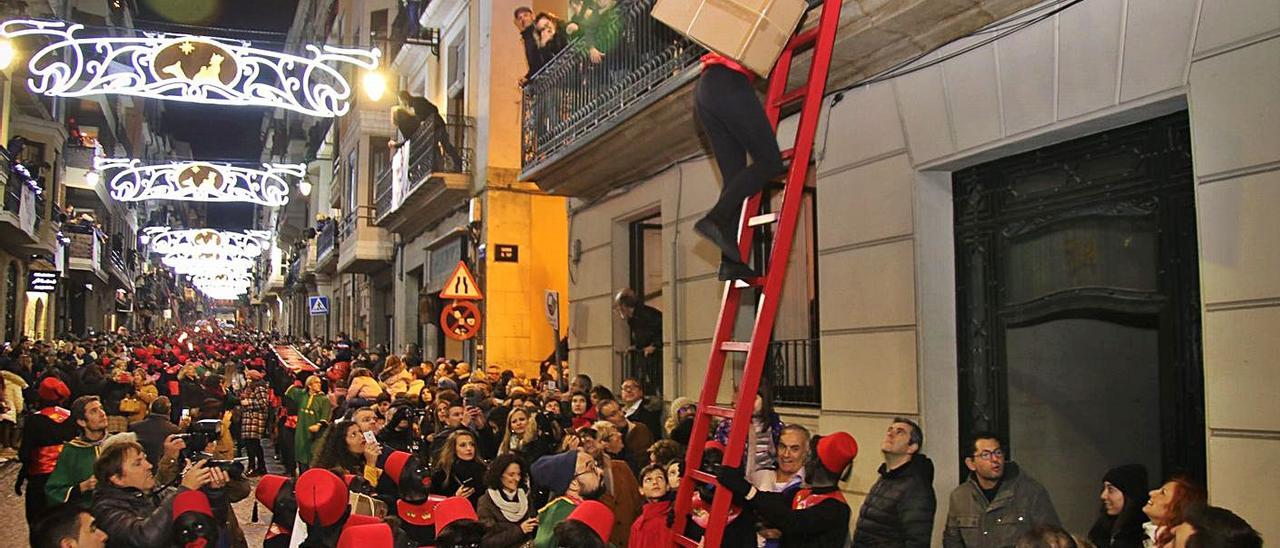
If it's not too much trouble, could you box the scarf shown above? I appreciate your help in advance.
[487,487,528,522]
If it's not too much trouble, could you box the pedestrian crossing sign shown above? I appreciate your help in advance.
[308,296,330,316]
[440,261,483,300]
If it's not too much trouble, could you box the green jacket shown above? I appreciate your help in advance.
[293,391,331,466]
[46,437,102,505]
[534,495,579,548]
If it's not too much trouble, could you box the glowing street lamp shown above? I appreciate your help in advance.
[0,38,14,71]
[362,70,387,101]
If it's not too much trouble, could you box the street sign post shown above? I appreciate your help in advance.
[440,261,483,300]
[308,296,330,316]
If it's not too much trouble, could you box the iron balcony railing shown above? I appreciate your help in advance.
[621,348,663,398]
[767,338,822,407]
[373,115,474,220]
[520,0,704,169]
[342,210,357,239]
[2,151,18,215]
[316,221,336,260]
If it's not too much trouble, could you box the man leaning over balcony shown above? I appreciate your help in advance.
[389,91,464,172]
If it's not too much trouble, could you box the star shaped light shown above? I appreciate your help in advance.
[179,41,195,55]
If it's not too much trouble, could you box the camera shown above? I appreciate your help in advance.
[176,419,222,461]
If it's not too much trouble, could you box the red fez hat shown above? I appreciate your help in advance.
[337,523,394,548]
[704,440,726,453]
[383,451,412,485]
[296,468,350,527]
[817,432,858,474]
[397,495,446,527]
[255,474,290,508]
[434,496,477,532]
[173,490,214,519]
[566,500,614,542]
[38,377,71,403]
[343,514,383,530]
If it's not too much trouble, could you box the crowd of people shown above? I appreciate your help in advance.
[0,325,1262,548]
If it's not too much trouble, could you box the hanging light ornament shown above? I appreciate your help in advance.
[142,227,272,258]
[0,19,380,117]
[95,158,302,207]
[161,252,256,275]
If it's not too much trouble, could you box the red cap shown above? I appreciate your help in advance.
[38,377,71,403]
[255,474,290,508]
[173,490,214,519]
[566,500,613,542]
[817,432,858,475]
[337,523,393,548]
[433,496,477,532]
[343,514,383,530]
[383,451,411,485]
[704,440,726,454]
[396,496,445,527]
[296,468,350,527]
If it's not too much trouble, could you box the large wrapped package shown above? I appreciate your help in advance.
[652,0,807,76]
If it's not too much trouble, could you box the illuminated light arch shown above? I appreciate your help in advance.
[143,228,271,258]
[0,19,380,118]
[95,158,301,207]
[161,253,256,274]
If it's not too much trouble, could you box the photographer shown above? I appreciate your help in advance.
[91,437,229,548]
[311,418,383,485]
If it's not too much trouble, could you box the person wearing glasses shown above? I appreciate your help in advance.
[943,432,1061,548]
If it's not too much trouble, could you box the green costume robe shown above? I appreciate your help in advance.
[534,495,580,548]
[45,437,103,505]
[293,391,331,467]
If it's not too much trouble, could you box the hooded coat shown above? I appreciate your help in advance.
[852,454,937,548]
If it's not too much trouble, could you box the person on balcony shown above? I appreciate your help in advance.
[693,54,786,282]
[515,6,543,85]
[389,91,465,172]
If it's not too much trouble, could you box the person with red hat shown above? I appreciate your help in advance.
[554,500,613,548]
[434,496,485,548]
[293,468,383,547]
[253,474,298,548]
[172,489,220,548]
[716,431,860,547]
[16,376,78,525]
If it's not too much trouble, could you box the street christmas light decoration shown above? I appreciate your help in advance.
[0,19,381,118]
[141,227,272,258]
[160,252,256,275]
[94,158,302,207]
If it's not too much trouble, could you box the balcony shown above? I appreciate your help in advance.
[315,220,338,274]
[388,0,440,67]
[66,224,107,282]
[520,0,1041,198]
[374,115,474,235]
[107,249,134,291]
[338,206,394,274]
[1,151,40,246]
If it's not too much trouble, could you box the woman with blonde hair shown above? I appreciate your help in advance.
[589,420,642,545]
[431,429,486,507]
[498,407,553,464]
[346,366,383,406]
[379,354,414,396]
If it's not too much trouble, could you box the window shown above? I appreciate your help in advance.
[623,213,663,396]
[628,215,662,306]
[757,183,820,407]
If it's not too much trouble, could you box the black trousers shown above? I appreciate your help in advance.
[695,66,784,232]
[243,437,266,473]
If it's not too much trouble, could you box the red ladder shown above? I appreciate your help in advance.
[670,0,844,546]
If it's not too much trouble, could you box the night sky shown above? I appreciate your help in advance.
[132,0,298,229]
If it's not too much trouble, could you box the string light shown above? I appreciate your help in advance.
[95,158,301,207]
[1,19,380,117]
[141,228,272,258]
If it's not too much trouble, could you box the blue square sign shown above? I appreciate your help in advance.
[308,296,330,316]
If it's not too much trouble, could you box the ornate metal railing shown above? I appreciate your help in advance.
[621,348,663,398]
[373,115,474,220]
[767,338,821,407]
[520,0,704,169]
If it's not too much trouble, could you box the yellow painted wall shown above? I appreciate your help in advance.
[482,189,568,378]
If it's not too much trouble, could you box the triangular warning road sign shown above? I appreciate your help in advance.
[440,261,483,300]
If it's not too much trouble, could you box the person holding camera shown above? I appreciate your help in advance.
[311,418,384,485]
[91,436,229,547]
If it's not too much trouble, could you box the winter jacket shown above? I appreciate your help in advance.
[0,370,28,421]
[476,488,536,548]
[942,462,1061,548]
[852,454,937,548]
[91,484,185,548]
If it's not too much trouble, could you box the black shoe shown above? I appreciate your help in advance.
[718,259,758,282]
[695,216,742,262]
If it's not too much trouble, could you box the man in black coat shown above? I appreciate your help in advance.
[613,289,663,396]
[852,418,936,548]
[128,397,182,467]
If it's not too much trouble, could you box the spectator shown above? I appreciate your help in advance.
[569,391,596,430]
[1177,505,1261,548]
[1143,474,1206,547]
[713,393,783,477]
[18,377,78,525]
[127,396,181,467]
[237,368,271,476]
[393,90,464,170]
[46,395,109,505]
[345,367,383,408]
[1,367,29,458]
[431,429,487,508]
[30,503,109,548]
[311,419,382,484]
[751,424,810,547]
[853,418,936,548]
[293,374,331,470]
[619,378,662,437]
[500,407,553,463]
[646,439,682,467]
[533,12,568,62]
[597,399,653,473]
[665,396,695,445]
[90,438,227,548]
[1014,524,1078,548]
[587,421,642,545]
[1087,464,1149,548]
[943,432,1061,548]
[629,463,673,548]
[531,450,605,548]
[614,291,662,395]
[477,453,538,548]
[515,6,541,84]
